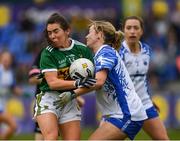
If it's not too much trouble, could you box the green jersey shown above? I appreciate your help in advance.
[39,39,93,92]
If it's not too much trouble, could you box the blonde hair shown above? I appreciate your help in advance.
[89,20,124,50]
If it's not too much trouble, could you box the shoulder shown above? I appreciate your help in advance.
[44,45,55,53]
[99,45,117,57]
[141,42,151,55]
[40,45,56,61]
[119,42,128,59]
[119,44,126,54]
[72,39,92,53]
[141,42,150,51]
[41,45,55,56]
[119,41,129,53]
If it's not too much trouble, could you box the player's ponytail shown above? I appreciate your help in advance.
[112,30,124,51]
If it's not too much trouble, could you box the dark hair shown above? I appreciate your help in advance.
[44,13,70,44]
[122,16,144,31]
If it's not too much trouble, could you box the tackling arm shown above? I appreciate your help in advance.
[74,69,107,96]
[53,69,107,109]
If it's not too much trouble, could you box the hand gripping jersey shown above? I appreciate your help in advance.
[119,41,153,110]
[94,45,147,121]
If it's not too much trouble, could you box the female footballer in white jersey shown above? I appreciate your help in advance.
[119,16,169,140]
[53,20,148,140]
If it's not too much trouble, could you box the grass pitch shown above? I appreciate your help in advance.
[10,128,180,140]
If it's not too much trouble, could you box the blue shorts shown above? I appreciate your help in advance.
[146,106,159,119]
[105,117,144,140]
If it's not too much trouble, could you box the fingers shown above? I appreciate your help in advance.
[74,72,84,79]
[86,68,93,77]
[53,94,66,109]
[85,80,96,86]
[85,78,96,85]
[53,100,62,106]
[83,78,96,88]
[72,75,79,79]
[53,91,74,109]
[53,100,61,108]
[87,78,96,83]
[74,72,96,88]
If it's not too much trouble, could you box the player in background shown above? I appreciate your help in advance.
[0,110,16,140]
[28,48,85,140]
[119,16,169,140]
[33,13,96,140]
[0,50,22,139]
[53,20,148,140]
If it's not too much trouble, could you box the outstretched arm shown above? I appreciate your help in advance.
[44,71,96,90]
[53,69,107,109]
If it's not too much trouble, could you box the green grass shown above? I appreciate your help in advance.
[135,129,180,140]
[10,128,180,140]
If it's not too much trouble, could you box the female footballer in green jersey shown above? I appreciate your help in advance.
[33,13,96,140]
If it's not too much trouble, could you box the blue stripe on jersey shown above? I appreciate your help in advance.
[140,42,152,96]
[110,69,131,118]
[95,45,131,118]
[141,43,151,56]
[95,55,116,72]
[119,45,128,61]
[120,41,151,59]
[119,41,152,105]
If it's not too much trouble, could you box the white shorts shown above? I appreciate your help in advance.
[34,91,81,124]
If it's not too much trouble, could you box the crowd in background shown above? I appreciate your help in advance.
[0,0,179,91]
[0,0,179,136]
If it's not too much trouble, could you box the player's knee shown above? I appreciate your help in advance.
[44,130,59,140]
[158,132,169,140]
[150,130,169,140]
[152,134,169,140]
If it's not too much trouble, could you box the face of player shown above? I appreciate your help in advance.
[0,52,12,70]
[86,25,101,51]
[47,23,70,48]
[124,19,143,45]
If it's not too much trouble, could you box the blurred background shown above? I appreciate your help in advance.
[0,0,180,139]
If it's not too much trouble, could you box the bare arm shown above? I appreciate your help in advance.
[52,70,101,109]
[74,69,108,96]
[45,71,76,90]
[76,96,85,107]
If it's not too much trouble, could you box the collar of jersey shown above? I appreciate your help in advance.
[123,40,143,54]
[58,39,74,51]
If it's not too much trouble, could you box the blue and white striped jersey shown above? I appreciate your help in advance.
[119,41,153,110]
[94,45,147,121]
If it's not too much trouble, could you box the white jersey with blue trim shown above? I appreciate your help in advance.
[119,41,153,110]
[94,45,147,121]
